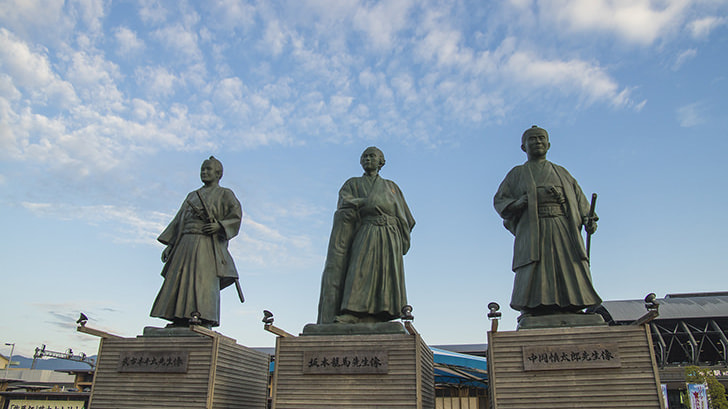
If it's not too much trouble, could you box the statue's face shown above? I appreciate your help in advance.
[360,148,383,172]
[200,161,221,183]
[522,131,550,158]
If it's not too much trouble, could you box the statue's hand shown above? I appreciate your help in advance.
[161,245,172,263]
[509,195,528,213]
[203,222,222,235]
[584,218,598,235]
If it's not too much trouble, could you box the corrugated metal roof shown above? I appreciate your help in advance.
[597,294,728,322]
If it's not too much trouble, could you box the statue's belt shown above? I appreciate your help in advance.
[362,214,397,226]
[537,203,565,217]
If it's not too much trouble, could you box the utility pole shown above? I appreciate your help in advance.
[4,343,15,379]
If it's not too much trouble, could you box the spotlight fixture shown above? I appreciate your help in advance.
[487,302,501,319]
[644,293,659,312]
[400,305,414,321]
[76,313,88,327]
[190,311,202,325]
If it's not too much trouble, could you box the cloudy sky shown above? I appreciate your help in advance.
[1,0,727,358]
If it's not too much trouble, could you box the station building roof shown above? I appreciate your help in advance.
[593,292,728,323]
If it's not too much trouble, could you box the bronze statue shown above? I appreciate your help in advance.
[150,156,243,328]
[316,147,415,324]
[494,126,601,325]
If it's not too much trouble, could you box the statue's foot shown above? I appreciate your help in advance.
[357,315,381,323]
[334,314,359,324]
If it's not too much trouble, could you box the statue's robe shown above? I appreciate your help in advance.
[317,174,415,323]
[151,185,242,326]
[494,160,601,313]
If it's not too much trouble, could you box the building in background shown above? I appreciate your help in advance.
[589,292,728,408]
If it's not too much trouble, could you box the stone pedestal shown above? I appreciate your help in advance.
[487,325,665,409]
[271,326,434,409]
[88,327,269,409]
[516,311,605,330]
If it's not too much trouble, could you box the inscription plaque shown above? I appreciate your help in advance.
[117,350,189,373]
[303,350,388,374]
[522,343,620,371]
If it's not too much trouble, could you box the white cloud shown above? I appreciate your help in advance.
[676,102,706,127]
[416,26,474,68]
[205,0,256,32]
[6,108,124,174]
[22,201,169,244]
[0,72,20,98]
[0,0,69,42]
[131,98,157,121]
[537,0,691,45]
[135,65,179,98]
[69,0,107,35]
[688,16,727,39]
[232,216,316,267]
[213,77,250,116]
[0,28,78,107]
[505,50,633,108]
[673,48,697,70]
[358,69,377,89]
[138,0,167,25]
[352,0,414,50]
[114,27,145,55]
[390,74,419,106]
[262,18,288,57]
[66,51,125,112]
[153,23,203,62]
[329,95,354,114]
[414,7,476,69]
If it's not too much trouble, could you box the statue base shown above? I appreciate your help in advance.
[301,321,408,335]
[141,326,211,337]
[487,325,665,408]
[88,326,269,409]
[271,331,434,408]
[517,312,606,330]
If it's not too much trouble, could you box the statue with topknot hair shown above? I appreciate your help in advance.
[151,156,243,328]
[494,126,602,329]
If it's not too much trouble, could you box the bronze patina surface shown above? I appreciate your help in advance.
[494,126,603,329]
[150,156,243,328]
[315,147,415,327]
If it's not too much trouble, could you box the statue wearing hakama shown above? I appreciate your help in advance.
[151,157,242,327]
[494,126,601,320]
[317,147,415,324]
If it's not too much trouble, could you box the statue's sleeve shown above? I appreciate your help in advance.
[316,179,359,324]
[337,178,360,209]
[218,189,242,240]
[572,179,595,224]
[158,197,188,246]
[494,168,521,235]
[392,182,415,255]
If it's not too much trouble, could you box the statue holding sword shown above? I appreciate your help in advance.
[151,156,244,328]
[494,126,602,328]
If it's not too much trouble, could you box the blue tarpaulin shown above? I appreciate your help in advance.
[431,347,488,388]
[267,346,489,389]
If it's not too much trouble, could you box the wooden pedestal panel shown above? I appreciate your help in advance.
[488,325,664,409]
[272,333,434,409]
[89,330,269,409]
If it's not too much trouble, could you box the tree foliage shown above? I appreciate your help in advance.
[684,366,728,409]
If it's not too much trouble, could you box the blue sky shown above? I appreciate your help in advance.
[1,0,727,358]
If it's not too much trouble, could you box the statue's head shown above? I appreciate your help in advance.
[521,125,550,159]
[201,156,223,182]
[360,146,385,172]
